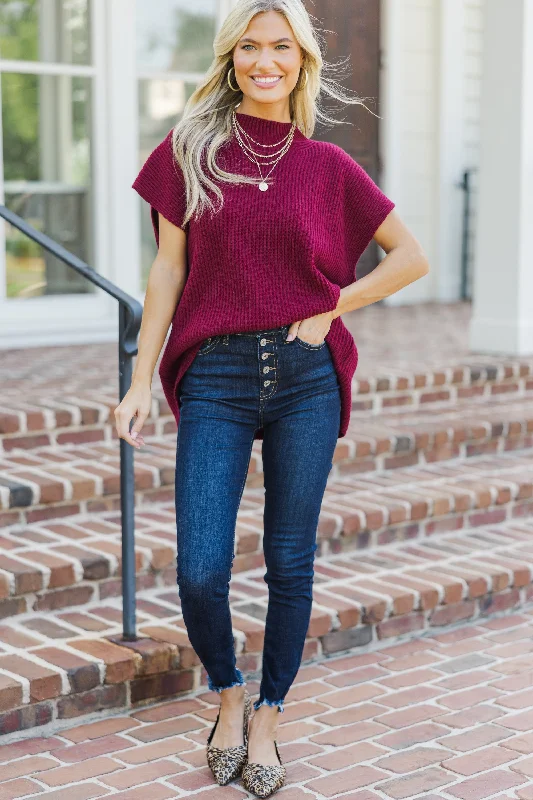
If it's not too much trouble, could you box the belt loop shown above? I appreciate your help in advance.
[223,334,229,345]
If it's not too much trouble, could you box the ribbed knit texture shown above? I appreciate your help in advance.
[132,111,395,440]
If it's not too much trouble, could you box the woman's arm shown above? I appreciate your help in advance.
[114,215,187,448]
[332,209,429,317]
[131,216,188,386]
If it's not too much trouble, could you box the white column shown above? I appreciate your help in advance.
[435,0,466,301]
[103,0,141,299]
[469,0,533,354]
[380,0,439,305]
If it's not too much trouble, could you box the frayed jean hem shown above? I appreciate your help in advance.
[208,667,247,694]
[253,697,285,714]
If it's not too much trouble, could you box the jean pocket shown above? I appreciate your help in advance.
[294,335,327,350]
[197,335,222,355]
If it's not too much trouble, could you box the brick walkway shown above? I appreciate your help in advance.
[1,299,533,785]
[1,609,533,799]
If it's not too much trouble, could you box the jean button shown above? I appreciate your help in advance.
[264,380,271,386]
[260,338,267,346]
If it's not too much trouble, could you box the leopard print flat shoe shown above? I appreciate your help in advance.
[241,739,286,797]
[206,689,251,785]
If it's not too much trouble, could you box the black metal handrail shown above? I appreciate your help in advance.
[457,168,477,301]
[0,204,143,641]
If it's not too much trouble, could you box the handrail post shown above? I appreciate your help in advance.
[119,303,137,641]
[0,204,143,643]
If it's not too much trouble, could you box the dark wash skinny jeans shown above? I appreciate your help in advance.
[175,323,341,713]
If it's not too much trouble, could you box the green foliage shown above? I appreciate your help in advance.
[6,233,40,258]
[0,3,40,179]
[0,0,39,61]
[1,72,39,181]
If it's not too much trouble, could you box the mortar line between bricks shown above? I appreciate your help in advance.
[5,474,42,504]
[21,466,76,502]
[1,546,84,588]
[4,520,92,538]
[0,484,10,509]
[1,551,51,588]
[3,649,71,695]
[0,666,31,703]
[38,464,107,497]
[40,400,83,425]
[34,640,108,682]
[0,565,15,594]
[6,616,98,643]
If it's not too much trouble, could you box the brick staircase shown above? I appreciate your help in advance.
[1,304,533,738]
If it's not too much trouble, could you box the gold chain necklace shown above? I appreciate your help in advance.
[231,110,296,191]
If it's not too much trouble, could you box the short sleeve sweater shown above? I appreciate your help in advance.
[132,111,395,441]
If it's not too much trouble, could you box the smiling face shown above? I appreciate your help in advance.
[232,10,304,118]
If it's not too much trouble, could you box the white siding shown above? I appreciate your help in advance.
[463,0,485,297]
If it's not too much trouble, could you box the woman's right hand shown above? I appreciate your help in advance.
[114,382,152,449]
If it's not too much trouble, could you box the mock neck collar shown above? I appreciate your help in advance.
[233,109,307,145]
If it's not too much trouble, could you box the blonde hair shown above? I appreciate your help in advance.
[172,0,375,227]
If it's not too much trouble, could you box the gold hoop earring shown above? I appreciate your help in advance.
[296,67,308,90]
[227,66,240,92]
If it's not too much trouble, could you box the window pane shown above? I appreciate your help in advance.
[136,0,217,73]
[2,72,94,299]
[137,78,196,289]
[0,0,91,65]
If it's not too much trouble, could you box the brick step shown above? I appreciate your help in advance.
[1,447,533,622]
[1,355,532,454]
[1,393,533,525]
[0,517,532,737]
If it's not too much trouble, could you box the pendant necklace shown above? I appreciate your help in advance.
[231,109,296,191]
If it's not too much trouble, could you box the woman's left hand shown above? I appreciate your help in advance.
[286,310,335,344]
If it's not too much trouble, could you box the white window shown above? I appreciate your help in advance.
[0,0,94,301]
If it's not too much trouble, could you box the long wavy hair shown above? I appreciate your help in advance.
[172,0,375,227]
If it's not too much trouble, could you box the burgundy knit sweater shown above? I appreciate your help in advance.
[132,111,395,440]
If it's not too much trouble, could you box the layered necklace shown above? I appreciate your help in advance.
[231,109,297,191]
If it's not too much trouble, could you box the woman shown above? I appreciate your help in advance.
[116,0,429,795]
